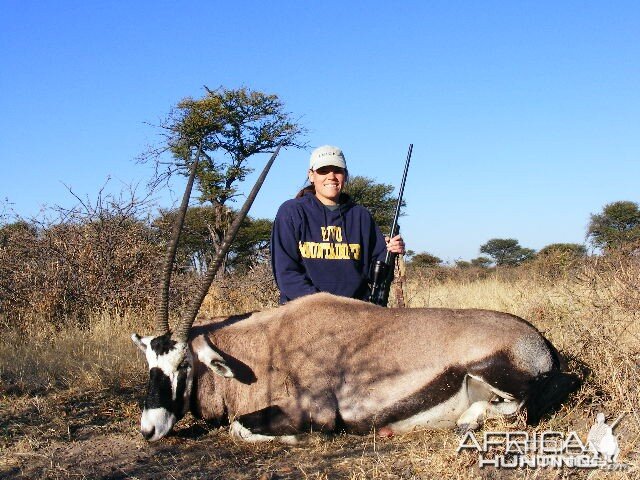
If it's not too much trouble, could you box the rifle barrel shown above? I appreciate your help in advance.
[385,144,413,264]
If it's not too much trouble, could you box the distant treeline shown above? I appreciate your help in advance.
[408,200,640,268]
[2,198,637,327]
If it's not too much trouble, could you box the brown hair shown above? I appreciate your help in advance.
[295,185,315,198]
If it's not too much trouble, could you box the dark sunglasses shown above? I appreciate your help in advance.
[314,166,346,175]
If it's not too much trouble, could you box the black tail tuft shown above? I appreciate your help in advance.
[526,369,581,425]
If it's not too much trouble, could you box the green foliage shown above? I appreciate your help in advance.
[479,238,536,266]
[145,86,304,259]
[456,257,492,269]
[231,217,273,271]
[345,175,400,230]
[154,206,272,273]
[409,252,442,268]
[538,243,587,258]
[155,205,222,272]
[455,260,472,269]
[471,256,493,268]
[587,200,640,250]
[162,86,305,206]
[533,243,587,278]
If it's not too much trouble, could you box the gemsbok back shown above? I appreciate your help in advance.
[132,145,579,442]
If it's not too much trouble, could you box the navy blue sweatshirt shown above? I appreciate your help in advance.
[270,192,388,303]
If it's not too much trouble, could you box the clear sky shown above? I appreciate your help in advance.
[2,1,638,262]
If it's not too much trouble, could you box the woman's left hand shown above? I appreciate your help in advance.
[386,235,405,255]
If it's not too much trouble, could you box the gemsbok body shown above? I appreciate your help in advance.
[132,144,578,442]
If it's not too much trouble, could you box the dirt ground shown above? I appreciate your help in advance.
[0,386,465,479]
[2,386,636,479]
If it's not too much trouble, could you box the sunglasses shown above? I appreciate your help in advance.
[314,166,346,175]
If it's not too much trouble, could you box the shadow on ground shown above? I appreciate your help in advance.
[0,387,421,479]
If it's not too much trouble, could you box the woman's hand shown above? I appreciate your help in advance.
[385,235,405,255]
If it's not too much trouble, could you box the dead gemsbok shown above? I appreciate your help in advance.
[132,146,579,442]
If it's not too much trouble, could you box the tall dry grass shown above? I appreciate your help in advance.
[0,311,150,396]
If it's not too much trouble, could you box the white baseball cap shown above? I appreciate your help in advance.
[309,145,347,171]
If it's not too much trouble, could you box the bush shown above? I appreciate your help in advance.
[0,215,164,328]
[0,189,201,329]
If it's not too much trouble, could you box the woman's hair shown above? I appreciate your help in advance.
[295,184,315,198]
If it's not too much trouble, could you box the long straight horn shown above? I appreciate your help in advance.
[173,143,283,343]
[154,143,203,336]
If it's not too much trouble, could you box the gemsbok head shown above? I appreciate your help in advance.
[132,145,579,443]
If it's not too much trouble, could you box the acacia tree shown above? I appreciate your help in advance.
[154,206,273,273]
[231,217,273,271]
[471,256,493,268]
[587,201,640,250]
[345,175,401,230]
[410,252,442,268]
[534,243,587,277]
[143,86,305,255]
[537,243,587,258]
[479,238,535,266]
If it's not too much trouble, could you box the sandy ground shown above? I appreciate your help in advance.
[2,386,636,479]
[0,387,444,479]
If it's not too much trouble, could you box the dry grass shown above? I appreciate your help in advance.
[1,255,639,478]
[0,311,149,397]
[200,262,280,316]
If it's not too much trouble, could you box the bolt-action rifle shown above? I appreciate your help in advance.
[366,144,413,307]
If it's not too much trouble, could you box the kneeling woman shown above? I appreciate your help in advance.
[270,145,405,304]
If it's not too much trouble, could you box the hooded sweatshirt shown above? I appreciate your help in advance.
[271,191,388,303]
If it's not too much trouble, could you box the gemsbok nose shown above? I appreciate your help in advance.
[141,426,155,441]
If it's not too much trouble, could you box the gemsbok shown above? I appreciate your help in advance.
[132,145,579,442]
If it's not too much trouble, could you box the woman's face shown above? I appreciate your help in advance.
[308,165,347,205]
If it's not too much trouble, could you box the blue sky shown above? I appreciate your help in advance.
[2,1,638,262]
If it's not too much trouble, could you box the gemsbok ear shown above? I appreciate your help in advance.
[209,360,235,378]
[194,342,235,378]
[131,333,146,353]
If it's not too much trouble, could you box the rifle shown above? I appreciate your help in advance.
[366,144,413,306]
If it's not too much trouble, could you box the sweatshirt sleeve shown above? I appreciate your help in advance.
[270,203,319,302]
[369,212,389,264]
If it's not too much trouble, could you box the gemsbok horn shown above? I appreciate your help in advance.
[132,145,579,443]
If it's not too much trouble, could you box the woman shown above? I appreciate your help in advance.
[270,145,405,304]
